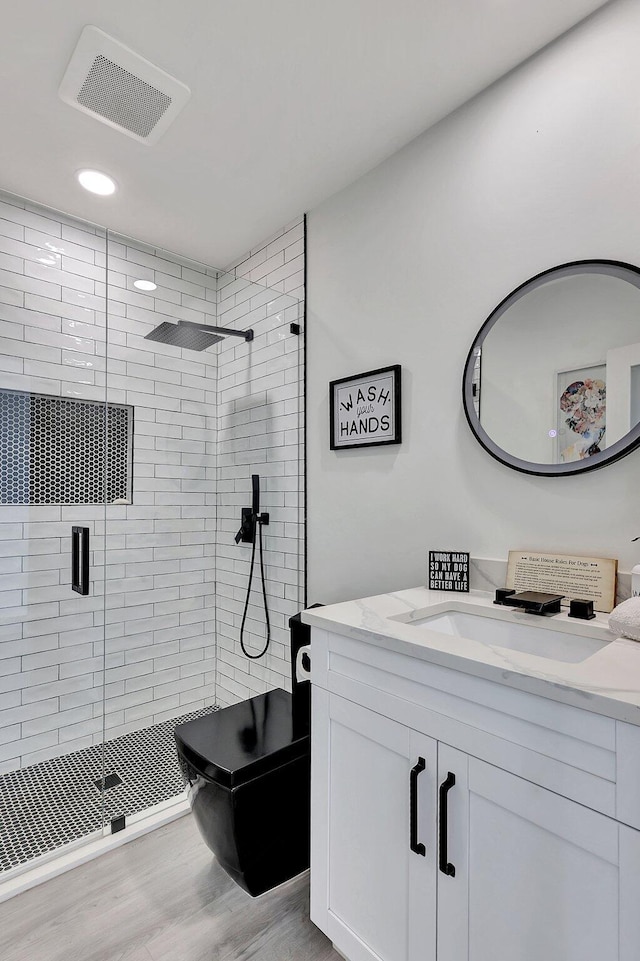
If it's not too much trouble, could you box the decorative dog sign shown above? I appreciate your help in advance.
[428,551,470,592]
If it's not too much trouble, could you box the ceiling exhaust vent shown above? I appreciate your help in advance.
[59,26,190,145]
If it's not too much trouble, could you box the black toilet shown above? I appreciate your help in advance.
[174,612,312,897]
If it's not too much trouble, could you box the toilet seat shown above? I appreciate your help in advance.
[175,688,308,789]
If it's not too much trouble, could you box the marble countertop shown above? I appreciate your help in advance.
[301,588,640,725]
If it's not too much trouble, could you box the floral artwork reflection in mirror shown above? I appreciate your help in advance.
[556,364,606,463]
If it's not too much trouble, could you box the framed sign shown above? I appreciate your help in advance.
[330,365,402,450]
[428,551,470,593]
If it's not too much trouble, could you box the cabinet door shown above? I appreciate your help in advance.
[437,745,623,961]
[311,690,437,961]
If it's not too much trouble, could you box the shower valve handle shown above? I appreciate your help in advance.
[235,508,255,544]
[234,509,270,545]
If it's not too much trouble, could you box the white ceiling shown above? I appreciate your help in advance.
[0,0,608,268]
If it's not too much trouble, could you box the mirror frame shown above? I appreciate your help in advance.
[462,259,640,476]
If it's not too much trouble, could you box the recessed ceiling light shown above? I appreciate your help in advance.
[76,168,117,196]
[133,279,157,291]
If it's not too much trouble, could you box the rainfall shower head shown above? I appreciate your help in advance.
[144,320,253,351]
[144,321,223,351]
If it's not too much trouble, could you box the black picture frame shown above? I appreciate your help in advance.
[329,364,402,450]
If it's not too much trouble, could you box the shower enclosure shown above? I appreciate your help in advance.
[0,189,305,889]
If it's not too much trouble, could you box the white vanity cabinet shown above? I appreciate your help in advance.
[308,625,640,961]
[438,745,631,961]
[313,691,438,961]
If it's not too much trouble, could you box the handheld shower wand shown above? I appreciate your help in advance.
[252,473,260,517]
[236,474,271,659]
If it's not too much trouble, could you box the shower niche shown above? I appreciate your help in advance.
[0,388,133,505]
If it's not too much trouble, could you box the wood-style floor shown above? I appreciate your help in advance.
[0,814,341,961]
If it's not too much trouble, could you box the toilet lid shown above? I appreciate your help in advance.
[174,688,309,789]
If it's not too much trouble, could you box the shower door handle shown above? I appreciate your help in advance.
[71,526,90,595]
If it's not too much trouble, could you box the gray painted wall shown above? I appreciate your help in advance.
[306,0,639,604]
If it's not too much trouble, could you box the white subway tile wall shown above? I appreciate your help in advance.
[100,228,222,752]
[215,218,305,707]
[0,195,111,772]
[0,192,217,772]
[0,192,305,772]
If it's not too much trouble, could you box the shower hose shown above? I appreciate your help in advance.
[239,518,271,659]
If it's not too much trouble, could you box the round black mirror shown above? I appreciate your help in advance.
[462,260,640,476]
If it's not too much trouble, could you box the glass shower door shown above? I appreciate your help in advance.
[99,233,219,831]
[0,193,111,876]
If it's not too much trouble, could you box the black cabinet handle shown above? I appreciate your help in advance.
[439,771,456,877]
[410,757,426,856]
[71,526,89,595]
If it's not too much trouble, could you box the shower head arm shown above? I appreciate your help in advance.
[177,321,254,342]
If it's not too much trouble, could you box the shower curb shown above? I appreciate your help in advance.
[0,795,190,904]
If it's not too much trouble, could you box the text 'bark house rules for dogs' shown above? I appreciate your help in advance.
[330,365,402,450]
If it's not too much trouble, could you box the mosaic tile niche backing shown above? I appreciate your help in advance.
[0,388,133,505]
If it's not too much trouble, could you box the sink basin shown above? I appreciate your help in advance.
[409,610,610,664]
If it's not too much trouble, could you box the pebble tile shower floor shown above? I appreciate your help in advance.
[0,705,217,873]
